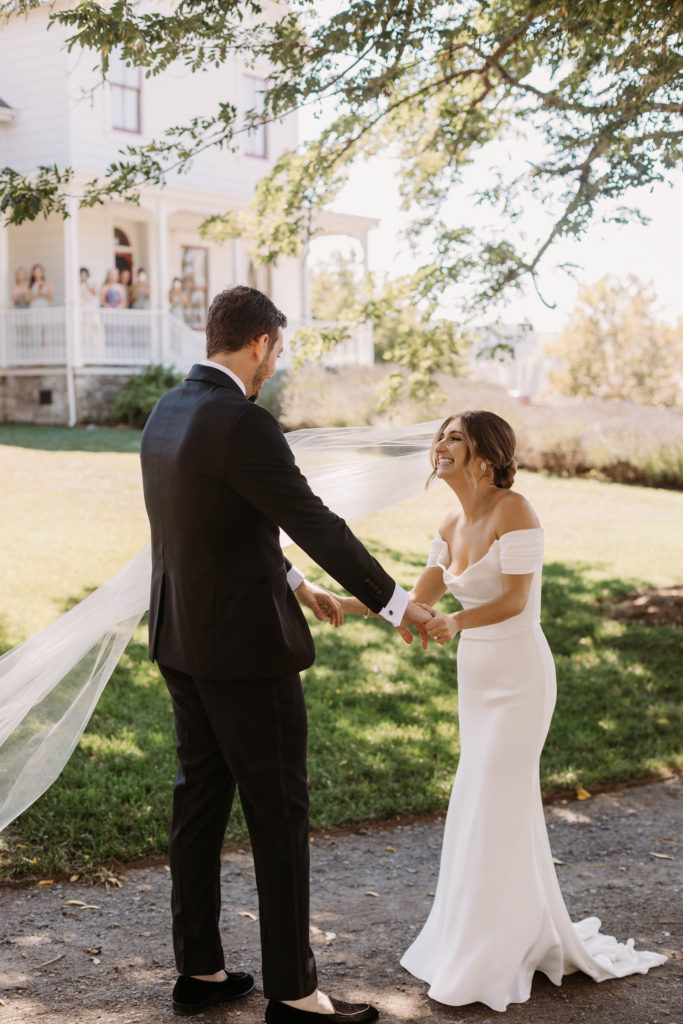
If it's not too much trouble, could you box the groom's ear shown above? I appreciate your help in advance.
[250,333,269,362]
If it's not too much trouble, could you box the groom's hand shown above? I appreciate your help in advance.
[294,580,344,627]
[397,601,433,650]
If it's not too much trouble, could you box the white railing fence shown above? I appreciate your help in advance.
[0,308,374,372]
[165,312,207,372]
[5,306,67,366]
[81,307,154,365]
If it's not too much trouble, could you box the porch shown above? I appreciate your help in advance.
[0,304,374,424]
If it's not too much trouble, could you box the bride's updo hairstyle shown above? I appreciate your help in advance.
[429,410,517,489]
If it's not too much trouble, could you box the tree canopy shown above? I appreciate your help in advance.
[1,0,681,391]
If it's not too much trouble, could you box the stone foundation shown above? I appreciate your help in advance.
[0,371,136,425]
[75,373,134,424]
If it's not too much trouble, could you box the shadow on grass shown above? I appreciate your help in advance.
[0,423,142,454]
[1,554,680,879]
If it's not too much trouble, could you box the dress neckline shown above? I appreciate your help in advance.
[436,527,543,579]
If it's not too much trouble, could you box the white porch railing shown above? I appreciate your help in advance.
[0,307,374,373]
[81,307,154,365]
[165,312,207,371]
[5,306,68,365]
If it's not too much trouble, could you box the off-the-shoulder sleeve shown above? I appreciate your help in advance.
[499,528,544,574]
[426,532,449,569]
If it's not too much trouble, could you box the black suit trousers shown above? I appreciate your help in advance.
[160,664,318,1000]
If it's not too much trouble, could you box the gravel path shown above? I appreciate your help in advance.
[0,777,680,1024]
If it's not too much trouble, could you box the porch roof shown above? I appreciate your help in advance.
[0,97,16,123]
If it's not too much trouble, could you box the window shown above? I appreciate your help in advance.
[181,247,209,329]
[110,50,141,133]
[244,75,267,158]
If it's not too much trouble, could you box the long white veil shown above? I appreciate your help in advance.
[0,420,441,833]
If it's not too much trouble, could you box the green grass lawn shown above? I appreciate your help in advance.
[1,424,681,880]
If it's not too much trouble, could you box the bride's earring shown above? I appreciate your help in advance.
[480,460,487,471]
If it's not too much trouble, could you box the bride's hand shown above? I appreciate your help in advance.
[426,611,460,645]
[336,595,373,616]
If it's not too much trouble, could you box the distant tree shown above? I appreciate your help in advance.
[547,276,683,406]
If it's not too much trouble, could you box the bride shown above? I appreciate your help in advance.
[339,409,666,1012]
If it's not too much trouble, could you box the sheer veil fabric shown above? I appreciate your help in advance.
[0,420,440,832]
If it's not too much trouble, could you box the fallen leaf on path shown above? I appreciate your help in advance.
[37,879,54,886]
[90,957,101,965]
[552,857,565,865]
[649,851,674,860]
[576,785,592,800]
[238,911,257,920]
[385,846,396,852]
[365,891,379,897]
[64,900,101,909]
[69,874,80,882]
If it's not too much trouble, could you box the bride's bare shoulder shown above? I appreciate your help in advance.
[437,507,460,538]
[494,491,540,533]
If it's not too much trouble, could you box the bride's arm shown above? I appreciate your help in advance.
[410,567,448,608]
[428,573,534,643]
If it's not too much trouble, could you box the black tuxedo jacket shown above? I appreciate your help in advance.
[140,363,397,680]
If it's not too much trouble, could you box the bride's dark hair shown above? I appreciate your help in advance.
[428,410,517,489]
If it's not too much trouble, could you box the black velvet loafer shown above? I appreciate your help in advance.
[172,972,255,1015]
[265,997,379,1023]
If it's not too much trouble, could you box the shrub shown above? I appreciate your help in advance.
[516,401,683,489]
[112,365,184,429]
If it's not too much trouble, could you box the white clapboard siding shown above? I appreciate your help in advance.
[7,214,66,304]
[0,6,70,172]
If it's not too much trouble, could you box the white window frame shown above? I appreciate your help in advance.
[244,75,268,159]
[109,50,142,134]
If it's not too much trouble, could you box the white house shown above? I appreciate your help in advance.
[0,1,376,425]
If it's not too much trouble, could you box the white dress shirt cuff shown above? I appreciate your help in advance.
[287,565,305,591]
[378,583,410,625]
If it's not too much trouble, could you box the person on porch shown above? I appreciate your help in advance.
[28,264,53,306]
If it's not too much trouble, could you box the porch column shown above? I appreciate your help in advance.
[300,242,311,325]
[63,196,81,426]
[0,218,8,368]
[155,198,169,364]
[360,230,370,276]
[232,236,245,284]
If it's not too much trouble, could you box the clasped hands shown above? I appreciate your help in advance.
[294,580,459,649]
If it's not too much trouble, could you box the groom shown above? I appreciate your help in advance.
[140,285,430,1022]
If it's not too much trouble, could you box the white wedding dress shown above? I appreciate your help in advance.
[400,527,667,1011]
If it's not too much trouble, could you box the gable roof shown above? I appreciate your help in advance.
[0,97,16,122]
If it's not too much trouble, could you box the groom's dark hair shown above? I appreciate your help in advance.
[206,285,287,357]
